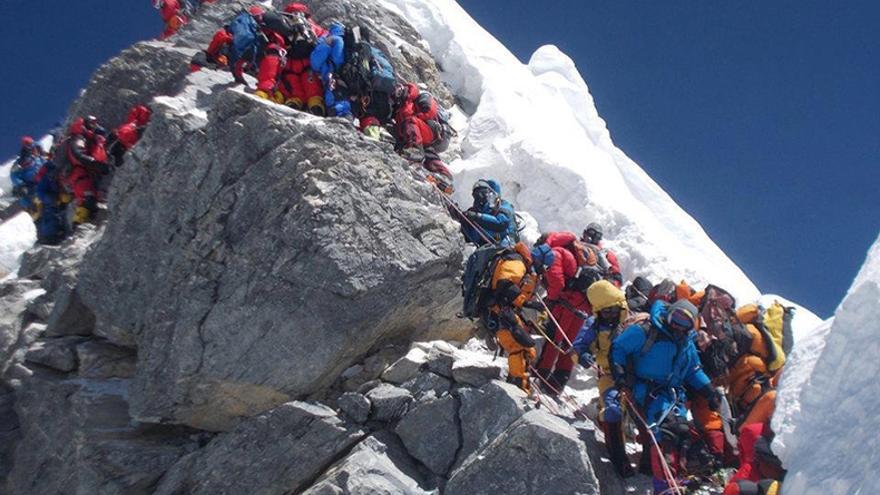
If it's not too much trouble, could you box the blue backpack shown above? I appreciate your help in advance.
[229,12,261,65]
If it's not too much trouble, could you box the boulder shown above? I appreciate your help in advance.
[338,392,371,424]
[25,337,86,373]
[455,381,531,467]
[77,86,464,431]
[5,372,197,495]
[446,410,601,495]
[0,280,42,379]
[425,342,456,378]
[367,384,414,422]
[301,432,431,495]
[76,340,137,379]
[401,371,452,402]
[451,358,503,387]
[155,402,364,495]
[395,395,460,476]
[381,347,428,384]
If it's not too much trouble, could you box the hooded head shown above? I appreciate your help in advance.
[667,299,699,340]
[588,280,628,326]
[472,179,498,208]
[328,22,344,37]
[529,244,555,274]
[582,222,603,244]
[69,117,85,136]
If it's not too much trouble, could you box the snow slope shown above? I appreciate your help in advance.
[772,234,880,495]
[380,0,760,304]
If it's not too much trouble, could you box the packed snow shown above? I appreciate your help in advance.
[0,212,36,278]
[379,0,820,329]
[772,234,880,495]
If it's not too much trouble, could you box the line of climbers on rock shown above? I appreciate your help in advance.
[153,0,217,40]
[187,3,456,192]
[7,105,153,245]
[452,178,789,495]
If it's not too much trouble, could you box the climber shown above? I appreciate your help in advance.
[534,231,589,394]
[155,0,187,40]
[9,136,45,215]
[33,160,70,245]
[570,280,634,477]
[273,3,326,115]
[61,116,109,225]
[108,104,153,167]
[481,242,553,393]
[625,276,653,313]
[580,222,623,287]
[722,422,784,495]
[456,179,518,247]
[609,299,720,494]
[310,22,347,116]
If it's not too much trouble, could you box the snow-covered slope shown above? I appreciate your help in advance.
[772,234,880,494]
[380,0,761,305]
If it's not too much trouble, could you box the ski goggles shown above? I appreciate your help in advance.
[668,308,695,332]
[598,306,622,320]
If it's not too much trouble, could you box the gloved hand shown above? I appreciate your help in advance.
[362,125,381,141]
[702,386,722,411]
[542,320,557,342]
[464,210,480,221]
[574,310,590,321]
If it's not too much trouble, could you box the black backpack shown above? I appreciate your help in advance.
[339,25,397,96]
[460,245,518,319]
[281,11,318,59]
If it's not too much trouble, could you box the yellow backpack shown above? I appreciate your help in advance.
[736,301,794,372]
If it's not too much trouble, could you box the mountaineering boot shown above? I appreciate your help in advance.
[73,206,90,225]
[285,98,304,111]
[254,89,271,100]
[603,421,635,478]
[307,96,326,117]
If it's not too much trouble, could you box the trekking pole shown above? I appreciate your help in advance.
[621,394,685,494]
[518,311,569,355]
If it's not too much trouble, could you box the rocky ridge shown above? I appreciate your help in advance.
[0,0,618,493]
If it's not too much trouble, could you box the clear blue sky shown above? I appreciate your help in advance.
[1,1,877,317]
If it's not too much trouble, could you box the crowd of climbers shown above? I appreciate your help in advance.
[455,180,791,494]
[6,4,787,494]
[9,106,152,244]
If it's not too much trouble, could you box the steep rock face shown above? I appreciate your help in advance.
[76,82,464,431]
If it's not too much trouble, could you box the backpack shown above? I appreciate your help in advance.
[229,11,261,65]
[417,92,456,152]
[340,26,397,96]
[737,302,791,372]
[283,12,318,59]
[461,245,517,319]
[566,242,610,292]
[648,279,677,305]
[699,285,753,377]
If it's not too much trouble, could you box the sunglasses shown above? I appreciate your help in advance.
[598,306,622,318]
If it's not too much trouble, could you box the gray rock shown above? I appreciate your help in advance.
[302,431,431,495]
[395,395,460,476]
[25,337,86,373]
[455,381,531,467]
[381,347,428,385]
[401,371,452,402]
[0,280,42,380]
[155,402,364,495]
[77,86,465,431]
[0,385,19,483]
[425,343,456,378]
[5,372,196,495]
[338,392,371,424]
[446,410,600,495]
[66,41,196,132]
[367,384,414,422]
[451,359,504,387]
[76,340,137,379]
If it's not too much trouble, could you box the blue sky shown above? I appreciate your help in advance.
[1,1,877,317]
